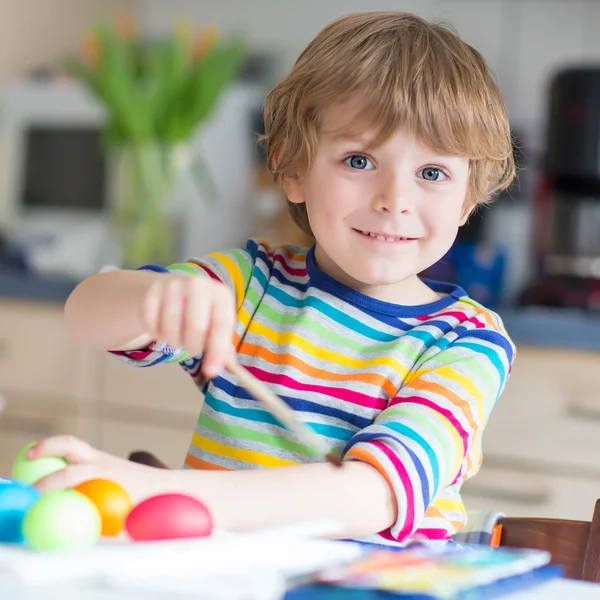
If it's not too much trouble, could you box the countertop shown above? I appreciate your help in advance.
[1,268,600,352]
[500,308,600,352]
[0,267,76,304]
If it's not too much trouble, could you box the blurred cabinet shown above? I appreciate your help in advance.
[463,346,600,522]
[0,298,200,477]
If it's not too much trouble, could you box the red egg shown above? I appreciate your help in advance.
[125,493,213,542]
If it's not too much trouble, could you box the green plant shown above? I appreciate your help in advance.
[64,17,246,148]
[61,18,246,267]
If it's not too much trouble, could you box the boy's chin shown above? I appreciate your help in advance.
[342,265,420,292]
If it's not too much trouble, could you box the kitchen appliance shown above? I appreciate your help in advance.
[523,67,600,309]
[0,79,265,278]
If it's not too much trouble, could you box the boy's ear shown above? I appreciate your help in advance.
[282,173,304,205]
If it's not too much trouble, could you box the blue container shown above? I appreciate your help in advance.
[0,478,41,544]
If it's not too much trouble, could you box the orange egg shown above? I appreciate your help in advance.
[74,479,133,537]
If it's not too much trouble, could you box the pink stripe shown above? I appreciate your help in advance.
[109,348,153,360]
[273,254,307,278]
[247,366,386,410]
[186,361,203,378]
[378,526,450,543]
[389,395,469,458]
[376,528,398,542]
[417,311,486,329]
[412,527,451,540]
[365,440,415,541]
[419,310,486,329]
[442,312,486,328]
[200,265,223,283]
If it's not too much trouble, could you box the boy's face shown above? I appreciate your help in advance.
[283,104,470,304]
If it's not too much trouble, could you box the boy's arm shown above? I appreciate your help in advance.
[164,460,397,538]
[64,270,164,351]
[65,239,267,358]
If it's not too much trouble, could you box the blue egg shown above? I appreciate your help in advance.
[0,478,41,544]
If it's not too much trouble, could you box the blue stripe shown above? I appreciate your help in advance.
[345,431,431,506]
[203,391,282,427]
[412,318,456,337]
[309,423,355,442]
[252,262,269,289]
[453,341,507,381]
[378,422,440,492]
[210,377,373,429]
[203,393,354,442]
[266,278,402,342]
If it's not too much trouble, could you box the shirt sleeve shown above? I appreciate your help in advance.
[110,238,269,367]
[342,324,516,543]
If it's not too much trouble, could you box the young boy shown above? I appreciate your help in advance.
[30,11,516,546]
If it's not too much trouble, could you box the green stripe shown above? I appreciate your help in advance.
[169,263,203,276]
[229,249,252,286]
[244,285,261,310]
[198,412,316,457]
[381,406,450,460]
[426,351,494,396]
[256,303,416,357]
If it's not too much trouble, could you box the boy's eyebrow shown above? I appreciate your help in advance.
[321,130,376,145]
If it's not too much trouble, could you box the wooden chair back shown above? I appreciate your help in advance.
[498,499,600,582]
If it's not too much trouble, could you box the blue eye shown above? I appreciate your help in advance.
[344,155,374,170]
[419,167,447,181]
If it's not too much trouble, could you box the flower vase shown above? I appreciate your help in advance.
[109,143,190,268]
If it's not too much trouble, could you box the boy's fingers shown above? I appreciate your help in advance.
[183,279,210,357]
[28,435,96,464]
[34,464,99,493]
[158,278,185,347]
[141,279,162,334]
[203,287,236,378]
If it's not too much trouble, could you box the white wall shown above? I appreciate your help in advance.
[136,0,600,148]
[0,0,136,84]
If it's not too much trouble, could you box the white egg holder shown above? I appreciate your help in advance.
[0,520,363,595]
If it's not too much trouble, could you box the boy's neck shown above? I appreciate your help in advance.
[312,245,443,306]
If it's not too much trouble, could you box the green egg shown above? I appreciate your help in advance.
[22,489,101,551]
[12,442,67,485]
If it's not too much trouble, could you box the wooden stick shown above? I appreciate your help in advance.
[226,360,342,467]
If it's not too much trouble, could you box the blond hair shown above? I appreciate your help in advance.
[262,12,516,236]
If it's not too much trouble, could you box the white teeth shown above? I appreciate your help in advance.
[359,230,407,242]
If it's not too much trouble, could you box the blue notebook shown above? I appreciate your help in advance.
[287,542,562,600]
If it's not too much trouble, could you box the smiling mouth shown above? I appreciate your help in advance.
[354,229,418,243]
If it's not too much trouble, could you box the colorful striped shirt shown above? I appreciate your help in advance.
[113,238,516,545]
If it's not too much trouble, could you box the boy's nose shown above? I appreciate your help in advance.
[372,177,415,214]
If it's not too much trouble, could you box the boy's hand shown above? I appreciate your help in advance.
[28,436,167,502]
[142,275,236,378]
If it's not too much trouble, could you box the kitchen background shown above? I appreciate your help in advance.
[1,0,600,525]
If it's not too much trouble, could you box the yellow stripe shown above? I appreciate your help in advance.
[246,322,410,377]
[431,498,464,513]
[191,434,297,468]
[207,253,247,310]
[413,365,484,421]
[237,306,253,335]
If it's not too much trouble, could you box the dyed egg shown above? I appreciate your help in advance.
[22,489,101,551]
[12,442,67,485]
[125,493,213,542]
[74,479,133,537]
[0,479,41,544]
